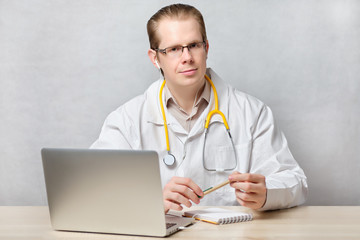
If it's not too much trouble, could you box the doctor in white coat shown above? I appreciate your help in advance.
[91,4,308,213]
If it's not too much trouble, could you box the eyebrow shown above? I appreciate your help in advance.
[159,40,203,49]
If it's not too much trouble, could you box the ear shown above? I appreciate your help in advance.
[148,49,159,69]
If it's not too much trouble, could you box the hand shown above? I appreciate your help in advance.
[229,171,267,210]
[163,176,204,213]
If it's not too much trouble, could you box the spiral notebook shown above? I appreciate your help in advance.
[183,208,253,225]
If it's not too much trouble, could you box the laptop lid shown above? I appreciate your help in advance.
[41,148,192,237]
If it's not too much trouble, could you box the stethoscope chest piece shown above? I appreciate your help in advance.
[163,153,176,166]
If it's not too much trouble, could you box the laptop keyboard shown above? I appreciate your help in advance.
[166,223,177,229]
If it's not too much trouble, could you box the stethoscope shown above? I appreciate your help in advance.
[159,74,238,172]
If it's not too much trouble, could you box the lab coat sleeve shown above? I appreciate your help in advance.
[249,105,308,211]
[90,106,136,149]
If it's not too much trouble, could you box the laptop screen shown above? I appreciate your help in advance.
[42,148,169,236]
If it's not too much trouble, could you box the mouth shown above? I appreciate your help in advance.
[179,68,198,76]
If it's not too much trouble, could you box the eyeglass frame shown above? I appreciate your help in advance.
[154,41,206,57]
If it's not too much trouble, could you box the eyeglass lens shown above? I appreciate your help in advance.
[160,42,205,58]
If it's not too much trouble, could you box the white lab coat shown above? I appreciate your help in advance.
[91,68,308,210]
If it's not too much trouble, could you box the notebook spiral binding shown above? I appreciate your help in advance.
[218,214,253,224]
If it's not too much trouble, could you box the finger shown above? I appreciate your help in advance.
[235,189,266,209]
[165,191,193,208]
[164,200,183,212]
[230,171,241,176]
[235,190,262,208]
[230,181,265,194]
[229,173,265,184]
[235,189,258,202]
[236,197,261,209]
[170,184,201,204]
[230,181,253,193]
[172,177,204,198]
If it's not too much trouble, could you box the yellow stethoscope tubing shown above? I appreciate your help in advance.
[159,74,229,151]
[159,74,237,171]
[159,80,170,152]
[204,75,230,130]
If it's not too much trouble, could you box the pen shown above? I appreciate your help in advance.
[198,179,230,198]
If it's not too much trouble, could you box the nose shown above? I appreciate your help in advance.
[180,47,193,63]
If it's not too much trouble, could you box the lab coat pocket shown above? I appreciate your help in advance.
[203,141,252,173]
[208,142,252,205]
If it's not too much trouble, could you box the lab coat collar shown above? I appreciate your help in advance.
[145,77,166,125]
[146,68,230,135]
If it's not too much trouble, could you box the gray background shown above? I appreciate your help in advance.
[0,0,359,206]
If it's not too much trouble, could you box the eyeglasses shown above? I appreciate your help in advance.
[155,41,206,58]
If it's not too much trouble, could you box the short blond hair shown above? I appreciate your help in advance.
[147,4,207,50]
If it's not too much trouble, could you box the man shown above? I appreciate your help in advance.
[91,4,308,213]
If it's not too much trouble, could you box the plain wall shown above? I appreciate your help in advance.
[0,0,359,205]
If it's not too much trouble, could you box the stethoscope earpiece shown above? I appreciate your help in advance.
[155,60,161,69]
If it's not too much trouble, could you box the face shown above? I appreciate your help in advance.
[148,17,209,91]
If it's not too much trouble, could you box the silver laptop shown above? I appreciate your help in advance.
[41,148,194,237]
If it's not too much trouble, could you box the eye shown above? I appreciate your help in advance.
[169,46,181,53]
[189,43,197,49]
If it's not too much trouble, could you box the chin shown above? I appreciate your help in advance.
[180,77,203,87]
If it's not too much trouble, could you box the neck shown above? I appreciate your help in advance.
[167,80,206,115]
